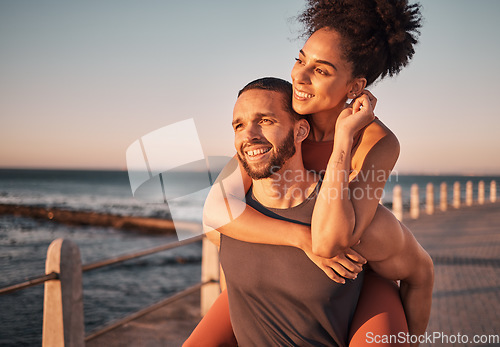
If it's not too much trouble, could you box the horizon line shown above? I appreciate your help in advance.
[1,166,500,177]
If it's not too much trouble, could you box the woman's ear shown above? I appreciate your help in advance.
[348,77,367,99]
[295,119,310,143]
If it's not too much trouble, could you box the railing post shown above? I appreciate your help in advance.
[478,180,485,205]
[440,182,448,211]
[43,239,84,347]
[491,180,497,203]
[453,182,461,209]
[410,184,419,219]
[466,181,473,206]
[393,185,403,221]
[426,183,435,215]
[201,235,220,316]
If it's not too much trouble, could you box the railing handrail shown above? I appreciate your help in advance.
[0,272,59,296]
[82,234,203,272]
[0,234,204,296]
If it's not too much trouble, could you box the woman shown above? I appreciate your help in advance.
[185,0,427,346]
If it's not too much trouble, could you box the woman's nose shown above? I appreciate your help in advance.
[292,64,311,84]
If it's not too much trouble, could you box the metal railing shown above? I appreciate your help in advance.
[0,235,203,296]
[391,179,497,221]
[0,272,59,296]
[0,231,220,346]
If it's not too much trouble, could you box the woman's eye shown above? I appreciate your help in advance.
[294,57,304,65]
[316,68,326,75]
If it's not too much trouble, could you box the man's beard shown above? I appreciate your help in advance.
[237,129,296,180]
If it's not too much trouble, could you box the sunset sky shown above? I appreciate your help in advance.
[1,0,499,175]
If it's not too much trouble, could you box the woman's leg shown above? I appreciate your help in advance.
[183,289,237,347]
[349,269,409,346]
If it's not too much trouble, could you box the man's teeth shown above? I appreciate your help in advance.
[295,89,314,98]
[246,148,271,157]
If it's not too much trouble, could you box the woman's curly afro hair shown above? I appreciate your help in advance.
[298,0,422,86]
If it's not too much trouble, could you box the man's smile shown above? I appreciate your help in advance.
[244,146,272,161]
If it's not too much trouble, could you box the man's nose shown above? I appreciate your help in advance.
[242,123,262,141]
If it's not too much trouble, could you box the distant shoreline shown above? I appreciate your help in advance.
[1,167,500,177]
[0,203,177,234]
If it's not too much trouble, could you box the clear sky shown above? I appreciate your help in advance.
[1,0,499,175]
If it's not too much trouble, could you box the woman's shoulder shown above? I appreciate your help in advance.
[363,117,399,150]
[352,117,400,169]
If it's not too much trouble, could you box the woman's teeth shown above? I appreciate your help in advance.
[295,89,314,98]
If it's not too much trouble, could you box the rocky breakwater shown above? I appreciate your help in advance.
[0,203,177,234]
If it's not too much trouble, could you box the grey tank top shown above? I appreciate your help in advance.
[220,181,364,347]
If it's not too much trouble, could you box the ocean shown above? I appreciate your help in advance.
[0,169,498,346]
[0,169,204,346]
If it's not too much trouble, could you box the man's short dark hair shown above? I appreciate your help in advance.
[238,77,303,121]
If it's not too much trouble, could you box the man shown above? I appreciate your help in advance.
[219,77,363,346]
[193,77,433,346]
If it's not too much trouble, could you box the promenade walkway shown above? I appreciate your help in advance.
[87,202,500,347]
[404,202,500,347]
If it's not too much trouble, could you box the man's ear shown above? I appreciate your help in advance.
[347,77,367,99]
[295,119,310,143]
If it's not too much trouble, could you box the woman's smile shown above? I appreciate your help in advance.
[293,88,315,101]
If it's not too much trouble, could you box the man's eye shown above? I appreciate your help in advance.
[234,124,242,130]
[260,119,273,124]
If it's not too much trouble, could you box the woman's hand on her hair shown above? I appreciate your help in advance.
[336,91,376,138]
[304,247,366,284]
[361,90,377,110]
